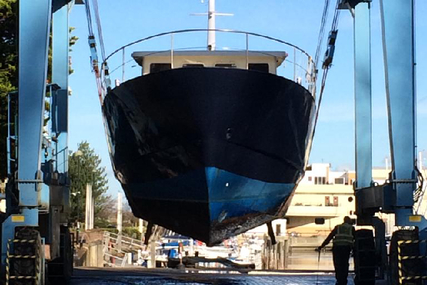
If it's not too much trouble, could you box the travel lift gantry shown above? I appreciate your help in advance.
[339,0,427,284]
[0,1,81,284]
[0,0,425,284]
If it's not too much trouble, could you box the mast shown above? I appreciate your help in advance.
[192,0,232,51]
[208,0,216,50]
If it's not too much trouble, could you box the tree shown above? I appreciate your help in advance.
[95,196,116,228]
[0,0,17,180]
[68,141,110,227]
[122,204,139,227]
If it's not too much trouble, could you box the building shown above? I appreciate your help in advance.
[247,163,402,237]
[286,163,356,235]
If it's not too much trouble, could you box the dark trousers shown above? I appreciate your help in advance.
[332,245,352,285]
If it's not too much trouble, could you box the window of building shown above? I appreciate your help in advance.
[276,224,281,236]
[325,196,331,206]
[215,63,236,68]
[150,63,171,73]
[335,178,344,184]
[325,196,338,206]
[333,196,338,206]
[182,64,204,68]
[315,176,326,185]
[248,63,269,73]
[308,176,312,182]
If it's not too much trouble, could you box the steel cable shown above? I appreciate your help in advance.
[314,0,331,68]
[312,0,341,137]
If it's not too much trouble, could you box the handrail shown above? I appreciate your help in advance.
[104,28,313,64]
[100,28,317,99]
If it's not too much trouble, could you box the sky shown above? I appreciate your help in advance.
[67,0,427,199]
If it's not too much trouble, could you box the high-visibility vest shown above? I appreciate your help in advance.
[333,223,354,246]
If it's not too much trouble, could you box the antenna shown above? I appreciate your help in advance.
[191,0,233,50]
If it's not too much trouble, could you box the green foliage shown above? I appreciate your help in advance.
[122,227,142,240]
[95,217,114,229]
[0,0,17,180]
[101,227,143,240]
[69,141,110,226]
[69,27,79,74]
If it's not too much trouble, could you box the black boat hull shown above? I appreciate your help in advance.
[102,67,315,245]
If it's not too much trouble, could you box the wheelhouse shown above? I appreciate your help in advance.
[132,50,288,75]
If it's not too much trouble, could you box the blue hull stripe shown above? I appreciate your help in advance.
[205,167,295,222]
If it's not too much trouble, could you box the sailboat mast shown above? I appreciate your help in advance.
[208,0,216,51]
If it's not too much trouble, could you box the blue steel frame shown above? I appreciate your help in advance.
[1,0,72,276]
[343,0,426,278]
[351,0,427,230]
[52,3,71,223]
[1,0,53,270]
[354,2,372,191]
[379,0,427,231]
[353,3,387,278]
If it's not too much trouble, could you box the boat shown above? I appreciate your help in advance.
[100,2,317,246]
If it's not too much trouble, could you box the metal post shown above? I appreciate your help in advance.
[245,34,249,69]
[52,2,71,238]
[6,94,13,176]
[372,217,386,279]
[150,240,156,268]
[117,192,122,250]
[2,0,52,275]
[17,0,52,207]
[90,196,94,229]
[85,184,92,230]
[380,0,416,222]
[117,193,122,235]
[170,34,174,69]
[293,48,296,82]
[354,2,372,191]
[139,219,144,244]
[208,0,216,50]
[122,47,125,82]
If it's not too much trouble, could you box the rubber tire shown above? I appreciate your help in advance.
[12,227,40,285]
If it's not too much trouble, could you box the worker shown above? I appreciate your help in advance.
[317,216,355,285]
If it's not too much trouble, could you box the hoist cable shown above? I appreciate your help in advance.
[92,0,106,62]
[314,0,331,68]
[331,0,341,30]
[84,0,104,103]
[312,0,341,136]
[84,0,94,37]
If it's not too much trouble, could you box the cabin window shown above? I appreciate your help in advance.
[183,64,204,68]
[150,63,171,73]
[248,63,269,73]
[215,63,236,68]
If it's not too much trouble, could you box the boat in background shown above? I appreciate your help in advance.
[100,2,317,245]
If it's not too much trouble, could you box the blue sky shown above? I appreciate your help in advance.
[68,1,427,198]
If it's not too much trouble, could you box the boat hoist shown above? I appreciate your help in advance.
[0,0,426,284]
